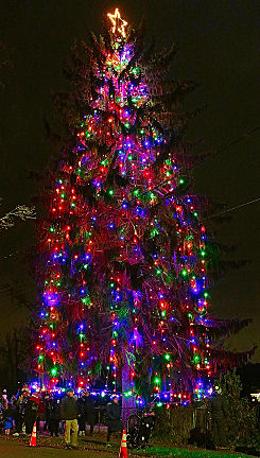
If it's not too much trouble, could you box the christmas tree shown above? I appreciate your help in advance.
[35,9,252,414]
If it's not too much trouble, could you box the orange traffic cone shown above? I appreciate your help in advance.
[119,429,128,458]
[29,422,37,447]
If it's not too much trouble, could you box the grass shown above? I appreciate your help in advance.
[0,433,254,458]
[137,446,253,457]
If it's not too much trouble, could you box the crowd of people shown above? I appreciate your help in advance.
[0,385,122,449]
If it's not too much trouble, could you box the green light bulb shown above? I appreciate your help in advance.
[193,354,201,365]
[82,295,91,306]
[150,228,159,238]
[50,366,58,377]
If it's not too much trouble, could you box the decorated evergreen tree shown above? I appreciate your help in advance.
[35,9,252,416]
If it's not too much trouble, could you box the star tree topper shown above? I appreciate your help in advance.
[107,8,128,38]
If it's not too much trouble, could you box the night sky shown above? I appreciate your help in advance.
[0,1,259,360]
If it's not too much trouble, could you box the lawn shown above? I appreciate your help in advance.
[0,435,254,458]
[138,446,254,457]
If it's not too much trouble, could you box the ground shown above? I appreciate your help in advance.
[0,435,253,458]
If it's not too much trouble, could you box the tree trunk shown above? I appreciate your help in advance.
[121,362,136,426]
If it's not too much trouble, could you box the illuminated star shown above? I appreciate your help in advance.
[107,8,128,38]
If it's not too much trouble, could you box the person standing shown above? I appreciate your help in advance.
[84,390,96,435]
[78,390,96,436]
[24,393,41,435]
[60,388,79,450]
[13,389,30,436]
[37,392,47,432]
[3,397,16,435]
[1,389,9,410]
[47,394,61,437]
[106,395,122,447]
[210,385,227,447]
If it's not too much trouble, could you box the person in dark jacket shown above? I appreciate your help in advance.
[106,396,122,446]
[47,395,61,436]
[13,389,30,436]
[3,401,15,435]
[77,390,96,435]
[24,393,41,435]
[210,386,227,446]
[60,388,79,449]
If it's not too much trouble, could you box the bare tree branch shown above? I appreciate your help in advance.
[0,199,36,230]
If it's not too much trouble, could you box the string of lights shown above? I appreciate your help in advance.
[34,8,231,407]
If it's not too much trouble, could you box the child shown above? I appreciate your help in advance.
[3,405,14,435]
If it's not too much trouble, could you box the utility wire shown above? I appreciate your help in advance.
[208,197,260,219]
[1,197,259,262]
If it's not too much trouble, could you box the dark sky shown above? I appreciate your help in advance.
[0,1,259,359]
